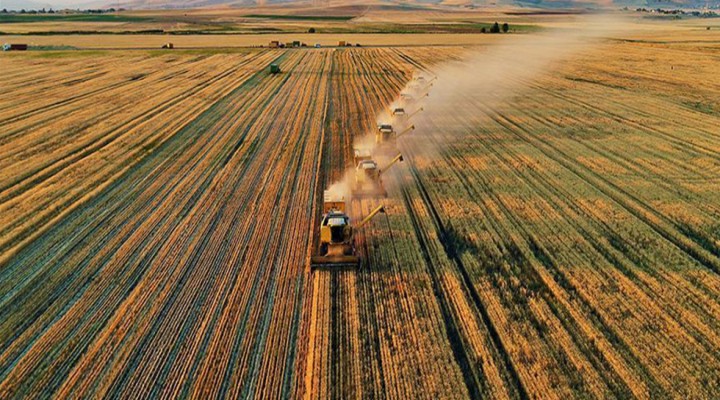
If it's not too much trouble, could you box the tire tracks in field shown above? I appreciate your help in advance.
[479,104,720,275]
[431,123,669,397]
[494,79,720,264]
[402,160,529,400]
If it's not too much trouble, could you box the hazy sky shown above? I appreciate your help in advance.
[0,0,109,10]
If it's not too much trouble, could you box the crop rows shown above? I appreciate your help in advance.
[305,47,483,399]
[0,50,280,264]
[1,40,719,399]
[383,42,720,398]
[305,41,719,399]
[0,48,329,398]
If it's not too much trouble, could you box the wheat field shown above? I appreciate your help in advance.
[1,23,719,399]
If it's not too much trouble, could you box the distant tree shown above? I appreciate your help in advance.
[20,9,26,13]
[1,8,7,13]
[490,22,500,33]
[308,27,316,33]
[480,27,486,33]
[502,23,509,33]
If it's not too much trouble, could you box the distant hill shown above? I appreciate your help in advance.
[0,0,53,11]
[2,0,714,12]
[512,0,714,8]
[110,0,717,11]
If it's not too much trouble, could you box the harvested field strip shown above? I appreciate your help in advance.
[0,51,280,264]
[484,104,720,273]
[307,47,502,399]
[514,84,720,258]
[0,49,325,398]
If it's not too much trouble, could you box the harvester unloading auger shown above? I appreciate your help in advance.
[392,106,423,119]
[353,153,404,197]
[407,107,423,120]
[310,191,386,270]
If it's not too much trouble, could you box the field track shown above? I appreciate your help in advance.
[0,40,719,399]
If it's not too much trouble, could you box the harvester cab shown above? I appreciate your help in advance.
[391,107,406,116]
[311,191,386,270]
[312,191,356,269]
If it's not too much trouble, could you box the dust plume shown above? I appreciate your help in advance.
[325,169,354,202]
[327,15,627,202]
[399,15,628,156]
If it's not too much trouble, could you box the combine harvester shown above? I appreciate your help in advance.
[353,153,404,198]
[376,124,414,145]
[310,71,433,271]
[392,105,422,119]
[354,147,372,165]
[391,107,406,116]
[310,191,386,270]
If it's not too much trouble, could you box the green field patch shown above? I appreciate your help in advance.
[29,45,78,50]
[317,22,539,34]
[243,14,355,21]
[0,14,150,23]
[22,49,108,58]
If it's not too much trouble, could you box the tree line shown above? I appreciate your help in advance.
[481,22,510,34]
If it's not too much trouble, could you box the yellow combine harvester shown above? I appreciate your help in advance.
[353,153,404,197]
[311,191,386,270]
[353,147,372,165]
[376,124,414,145]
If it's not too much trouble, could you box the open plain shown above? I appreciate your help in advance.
[1,5,719,399]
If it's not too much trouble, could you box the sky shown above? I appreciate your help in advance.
[1,0,113,10]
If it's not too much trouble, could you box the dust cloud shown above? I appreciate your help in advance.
[400,15,627,156]
[326,15,626,203]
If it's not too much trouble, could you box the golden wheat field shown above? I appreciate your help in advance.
[1,11,719,399]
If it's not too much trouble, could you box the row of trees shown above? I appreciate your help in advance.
[481,22,510,34]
